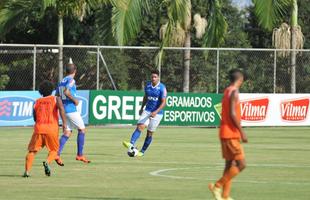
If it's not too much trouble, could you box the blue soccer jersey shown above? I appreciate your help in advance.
[56,75,77,113]
[144,81,167,114]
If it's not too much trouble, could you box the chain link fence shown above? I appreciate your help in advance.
[0,44,309,93]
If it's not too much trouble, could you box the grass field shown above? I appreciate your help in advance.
[0,126,310,200]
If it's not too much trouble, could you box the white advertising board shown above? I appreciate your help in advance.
[240,94,310,126]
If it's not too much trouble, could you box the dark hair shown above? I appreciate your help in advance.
[151,69,160,76]
[39,80,55,97]
[228,68,244,83]
[66,63,77,74]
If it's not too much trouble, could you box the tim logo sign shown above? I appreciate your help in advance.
[241,98,269,121]
[0,96,35,122]
[281,98,309,121]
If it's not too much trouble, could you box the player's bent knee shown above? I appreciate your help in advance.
[241,163,247,170]
[137,124,145,131]
[78,128,86,133]
[64,131,72,137]
[238,160,246,171]
[146,131,153,137]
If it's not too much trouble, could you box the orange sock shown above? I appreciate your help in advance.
[222,180,232,198]
[47,151,57,164]
[25,152,35,172]
[215,165,239,188]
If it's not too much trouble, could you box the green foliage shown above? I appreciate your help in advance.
[221,0,251,48]
[0,64,9,89]
[0,0,45,38]
[92,4,114,45]
[298,0,310,49]
[110,0,153,46]
[98,49,132,90]
[2,1,308,93]
[245,6,273,48]
[3,58,33,90]
[252,0,293,31]
[203,0,228,47]
[159,0,191,47]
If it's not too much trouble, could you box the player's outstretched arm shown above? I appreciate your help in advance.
[63,88,79,106]
[229,90,248,143]
[56,97,67,132]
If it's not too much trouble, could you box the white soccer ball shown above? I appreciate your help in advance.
[127,147,139,157]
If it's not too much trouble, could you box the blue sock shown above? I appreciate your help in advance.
[58,135,69,156]
[130,128,141,145]
[77,131,85,156]
[141,136,153,153]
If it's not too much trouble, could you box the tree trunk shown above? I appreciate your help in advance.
[290,0,298,93]
[183,32,191,93]
[58,16,64,82]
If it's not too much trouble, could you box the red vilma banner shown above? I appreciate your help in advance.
[240,94,310,126]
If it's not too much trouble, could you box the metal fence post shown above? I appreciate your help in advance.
[96,46,100,90]
[273,50,277,93]
[216,48,220,94]
[33,46,36,91]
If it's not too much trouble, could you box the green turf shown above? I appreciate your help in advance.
[0,126,309,200]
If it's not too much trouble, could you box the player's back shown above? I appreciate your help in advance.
[220,85,241,139]
[145,81,167,114]
[57,75,77,113]
[34,96,59,135]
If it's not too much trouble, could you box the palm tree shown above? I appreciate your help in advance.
[253,0,304,93]
[0,0,105,82]
[110,0,227,92]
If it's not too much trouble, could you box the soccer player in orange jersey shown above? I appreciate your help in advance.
[23,81,66,177]
[209,69,248,200]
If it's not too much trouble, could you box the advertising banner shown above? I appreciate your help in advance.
[0,91,40,126]
[0,90,89,126]
[240,94,310,126]
[2,90,308,127]
[75,90,89,125]
[89,90,223,126]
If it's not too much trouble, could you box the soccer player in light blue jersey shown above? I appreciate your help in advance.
[123,69,167,157]
[55,59,90,165]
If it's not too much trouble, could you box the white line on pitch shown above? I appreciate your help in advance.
[149,168,310,185]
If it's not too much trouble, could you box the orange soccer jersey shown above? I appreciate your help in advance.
[219,85,244,160]
[28,96,59,152]
[34,96,59,135]
[220,85,241,139]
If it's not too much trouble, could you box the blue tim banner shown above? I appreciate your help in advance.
[0,90,89,127]
[0,91,40,126]
[75,90,89,125]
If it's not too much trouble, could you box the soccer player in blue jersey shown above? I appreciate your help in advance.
[123,69,167,157]
[55,59,90,165]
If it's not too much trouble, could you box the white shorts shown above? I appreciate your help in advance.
[137,110,163,132]
[65,112,85,131]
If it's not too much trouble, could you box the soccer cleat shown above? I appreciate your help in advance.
[55,156,64,166]
[43,161,51,176]
[122,141,133,149]
[208,183,222,200]
[22,171,30,178]
[136,151,144,157]
[76,155,91,163]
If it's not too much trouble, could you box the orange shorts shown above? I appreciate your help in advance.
[27,133,59,152]
[221,139,245,161]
